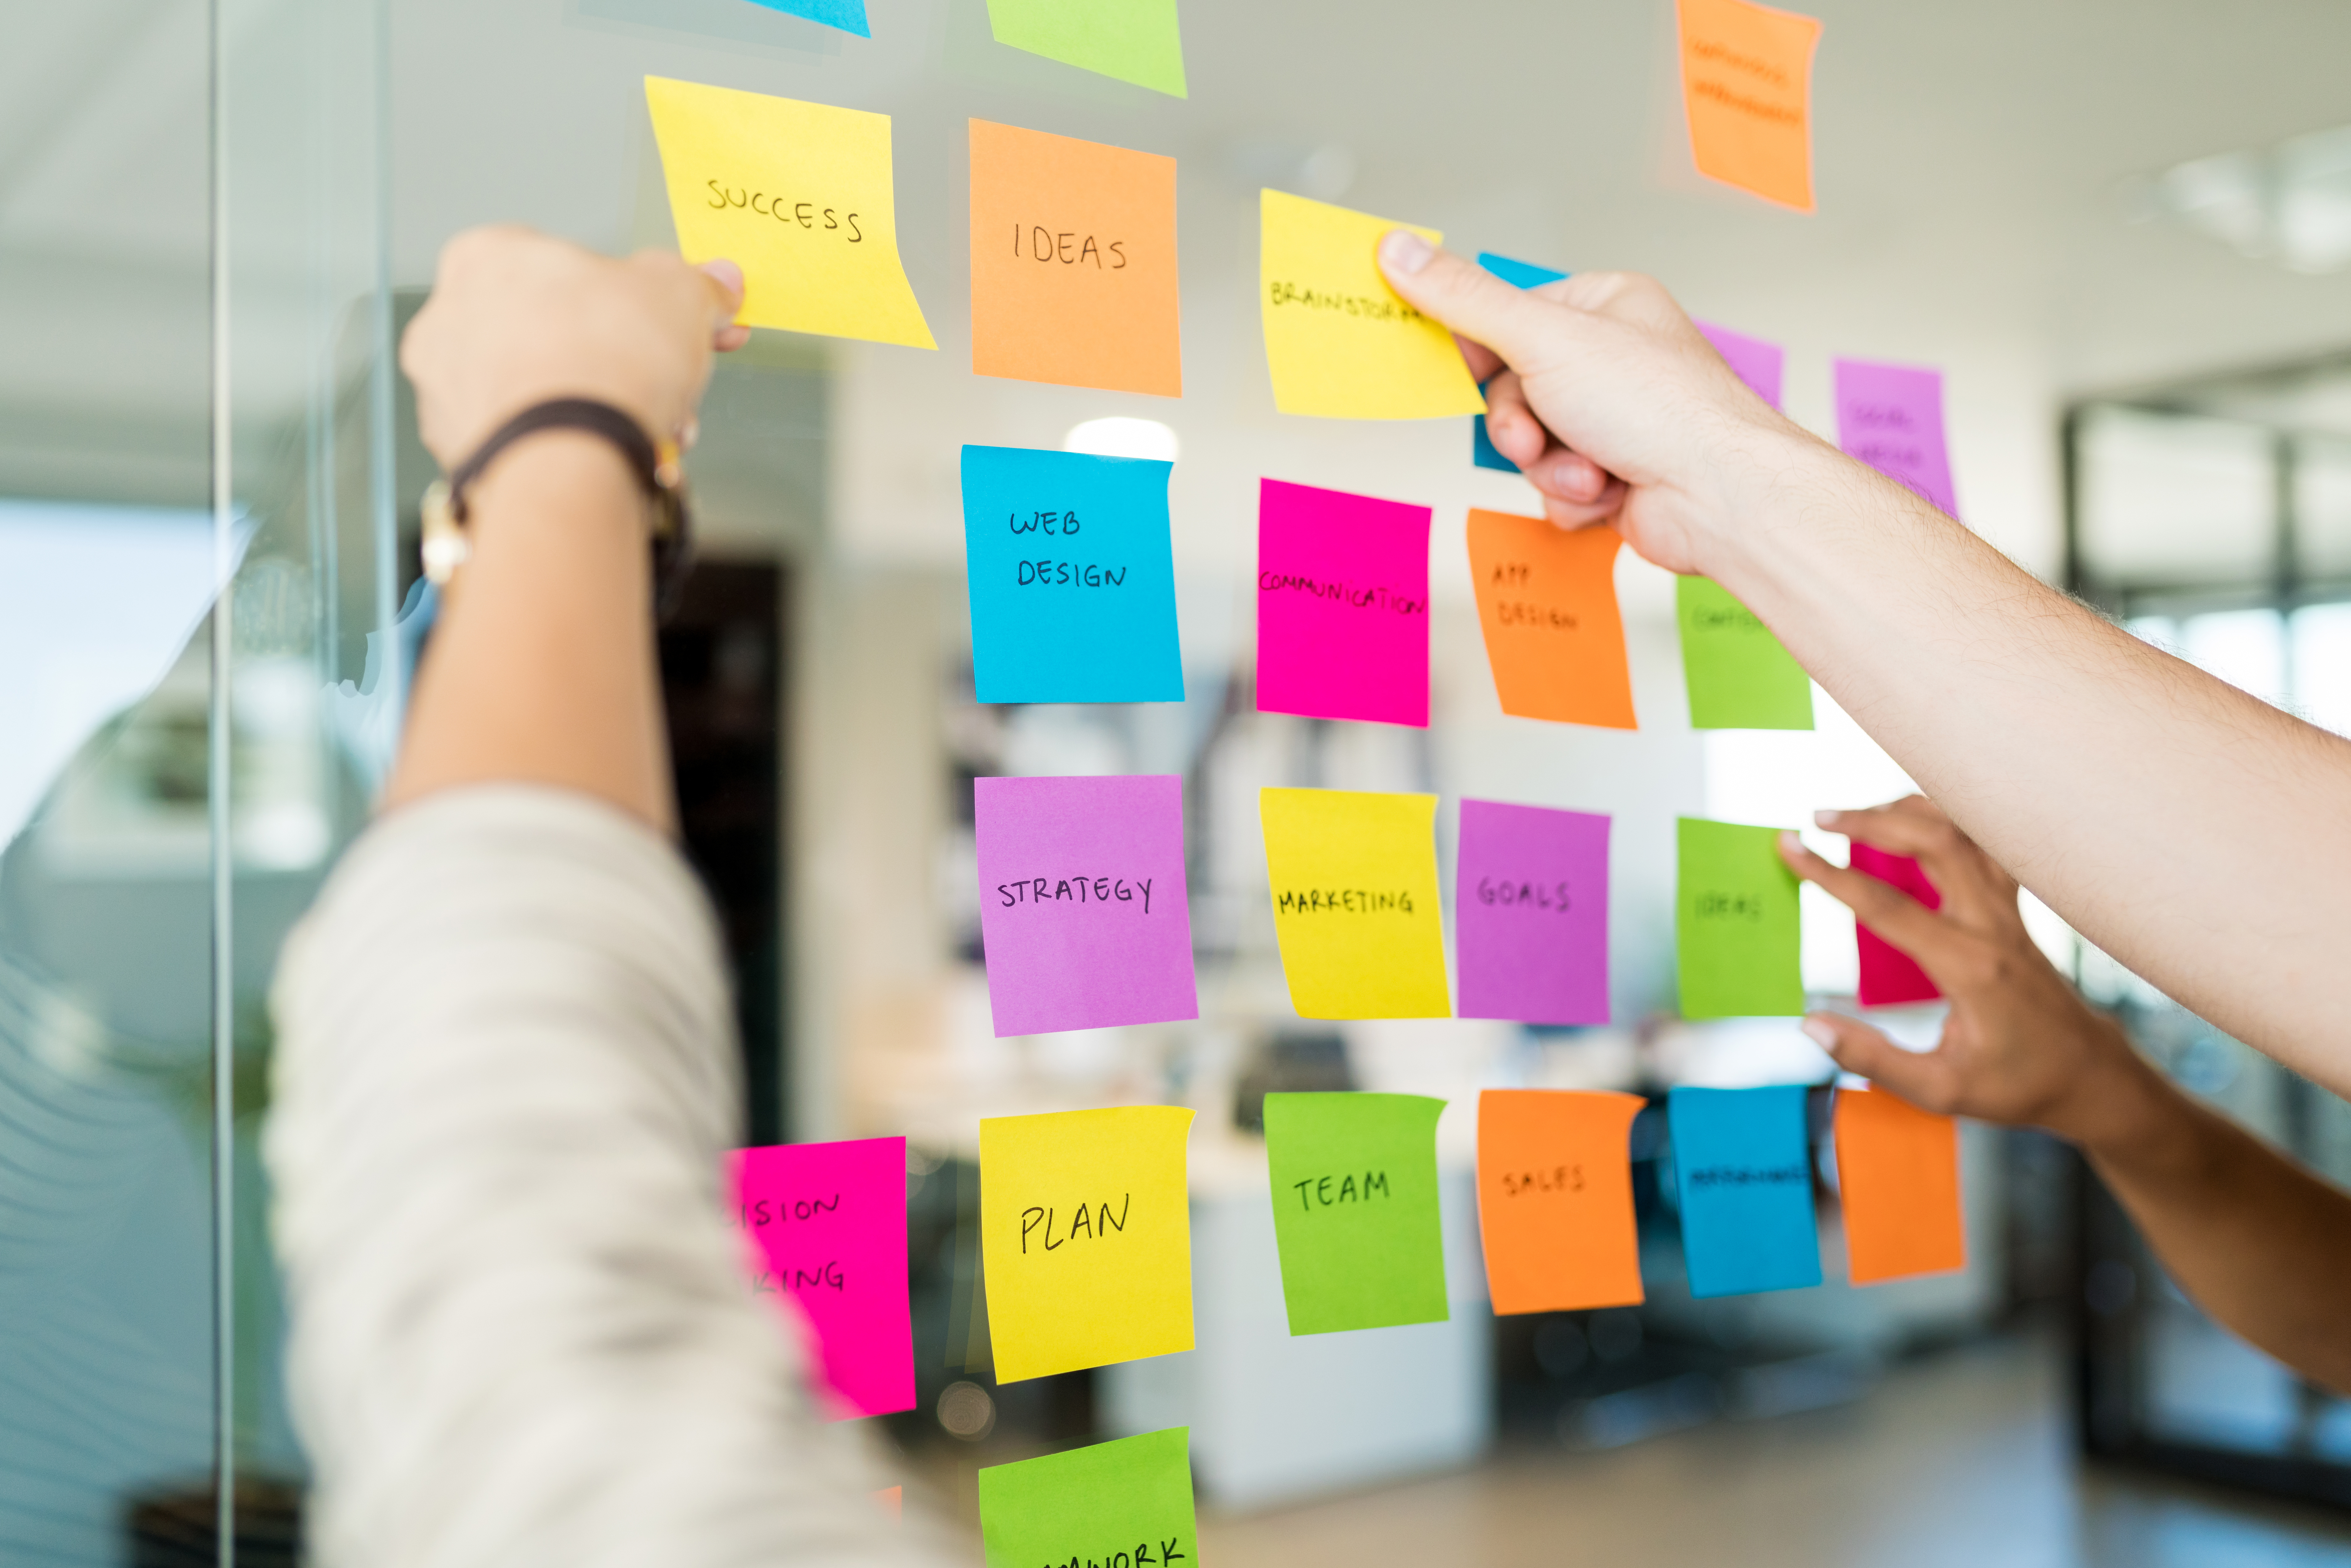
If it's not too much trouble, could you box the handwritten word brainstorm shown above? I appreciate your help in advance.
[704,182,866,241]
[1264,280,1429,324]
[1009,225,1130,268]
[1019,1192,1132,1252]
[1255,572,1427,617]
[996,874,1159,911]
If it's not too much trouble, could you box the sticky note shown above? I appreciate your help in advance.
[744,0,868,37]
[1695,321,1784,410]
[1852,844,1943,1007]
[1669,1084,1821,1296]
[1476,1089,1645,1314]
[1455,799,1610,1025]
[961,446,1183,705]
[1676,0,1823,213]
[1466,510,1637,731]
[1835,358,1958,518]
[1263,1092,1448,1335]
[1835,1087,1965,1284]
[728,1137,914,1419]
[1260,190,1488,420]
[874,1486,902,1515]
[973,774,1198,1036]
[1676,575,1813,730]
[1676,816,1804,1018]
[979,1428,1199,1568]
[978,1105,1195,1383]
[1471,254,1570,472]
[984,0,1187,95]
[1260,788,1450,1020]
[644,77,934,349]
[968,120,1181,396]
[1256,479,1430,727]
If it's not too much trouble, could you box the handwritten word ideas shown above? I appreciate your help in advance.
[1676,575,1813,730]
[1260,788,1450,1020]
[1257,479,1431,727]
[1670,1085,1822,1297]
[1466,510,1637,731]
[1455,799,1611,1026]
[1263,1093,1449,1336]
[1676,0,1823,212]
[1477,1090,1645,1313]
[1676,817,1804,1018]
[1835,358,1958,519]
[978,1428,1200,1568]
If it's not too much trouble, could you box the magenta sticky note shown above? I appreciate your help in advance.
[1835,358,1958,519]
[1256,478,1431,727]
[975,773,1200,1036]
[1454,798,1611,1025]
[1696,321,1784,412]
[1851,843,1943,1007]
[728,1136,914,1420]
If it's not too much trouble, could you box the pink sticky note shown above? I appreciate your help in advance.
[1851,843,1942,1007]
[1696,321,1784,411]
[728,1137,914,1420]
[1455,798,1611,1025]
[974,773,1199,1036]
[1256,478,1431,727]
[1834,358,1958,518]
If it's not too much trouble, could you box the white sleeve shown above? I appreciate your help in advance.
[266,784,965,1568]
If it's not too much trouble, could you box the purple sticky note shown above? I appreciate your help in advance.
[1454,798,1611,1025]
[1835,358,1958,518]
[1696,321,1784,412]
[1256,478,1431,727]
[1851,843,1943,1008]
[974,774,1199,1036]
[729,1137,914,1421]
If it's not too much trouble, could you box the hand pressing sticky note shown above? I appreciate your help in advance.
[1264,1092,1448,1335]
[644,77,934,349]
[1261,190,1487,420]
[962,446,1183,705]
[1834,1087,1965,1284]
[969,121,1180,396]
[1477,1089,1645,1314]
[1455,799,1610,1026]
[1261,788,1450,1020]
[1669,1084,1821,1296]
[974,774,1198,1037]
[1676,575,1813,730]
[1257,479,1430,727]
[1677,817,1803,1018]
[1836,358,1958,518]
[729,1137,914,1419]
[1852,844,1942,1007]
[1696,320,1785,409]
[1466,510,1637,731]
[979,1105,1194,1383]
[983,0,1187,96]
[979,1427,1199,1568]
[1677,0,1823,212]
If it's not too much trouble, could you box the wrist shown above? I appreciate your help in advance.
[1674,417,1844,586]
[2044,1017,2185,1164]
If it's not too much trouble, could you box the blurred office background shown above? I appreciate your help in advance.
[11,0,2351,1562]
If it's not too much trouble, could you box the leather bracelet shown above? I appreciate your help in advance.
[420,396,697,619]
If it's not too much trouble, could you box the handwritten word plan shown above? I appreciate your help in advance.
[983,0,1187,97]
[1466,509,1637,730]
[1676,0,1823,212]
[1676,575,1813,730]
[1676,817,1804,1017]
[1257,478,1431,727]
[1695,320,1786,409]
[974,774,1197,1036]
[979,1105,1195,1382]
[1835,357,1958,518]
[1259,189,1487,420]
[961,446,1183,704]
[1670,1084,1822,1296]
[728,1137,914,1417]
[1851,843,1943,1006]
[1259,787,1450,1019]
[1471,252,1570,473]
[1454,798,1611,1026]
[968,120,1181,396]
[1263,1091,1448,1335]
[743,0,869,37]
[644,77,933,348]
[1834,1087,1966,1284]
[1476,1090,1646,1314]
[979,1427,1199,1568]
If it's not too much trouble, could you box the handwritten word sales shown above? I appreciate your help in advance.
[704,183,862,240]
[997,876,1158,911]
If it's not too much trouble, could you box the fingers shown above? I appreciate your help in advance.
[1457,336,1505,383]
[1378,231,1569,373]
[1484,368,1627,519]
[1480,370,1550,469]
[1778,831,1960,964]
[1800,1014,1961,1116]
[1815,801,2021,920]
[698,260,750,351]
[1541,481,1628,530]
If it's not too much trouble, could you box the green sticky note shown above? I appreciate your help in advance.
[1263,1092,1448,1336]
[983,0,1188,96]
[1676,576,1813,729]
[1676,817,1805,1018]
[978,1427,1199,1568]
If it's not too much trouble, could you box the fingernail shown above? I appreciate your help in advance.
[1551,461,1592,499]
[1778,830,1806,856]
[1379,229,1435,275]
[700,258,745,296]
[1813,809,1842,828]
[1799,1017,1836,1048]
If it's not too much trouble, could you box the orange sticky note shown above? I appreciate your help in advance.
[1465,510,1637,730]
[1676,0,1823,213]
[969,119,1181,397]
[1475,1089,1646,1314]
[1834,1087,1965,1284]
[874,1486,902,1516]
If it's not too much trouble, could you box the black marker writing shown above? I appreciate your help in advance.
[996,876,1154,912]
[1275,888,1415,916]
[705,182,863,241]
[1292,1170,1390,1211]
[1019,1193,1132,1253]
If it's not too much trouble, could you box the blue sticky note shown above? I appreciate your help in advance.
[1668,1085,1821,1298]
[961,445,1185,705]
[1471,253,1570,473]
[742,0,871,36]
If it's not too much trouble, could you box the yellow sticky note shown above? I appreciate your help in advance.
[644,76,935,349]
[1259,788,1451,1018]
[979,1105,1195,1383]
[1259,190,1487,421]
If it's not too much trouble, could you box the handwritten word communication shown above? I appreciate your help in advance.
[1256,572,1426,616]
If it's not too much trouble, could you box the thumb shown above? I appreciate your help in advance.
[1800,1013,1957,1116]
[1377,231,1566,372]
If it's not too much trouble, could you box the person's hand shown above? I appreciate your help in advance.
[1777,796,2162,1147]
[400,224,750,469]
